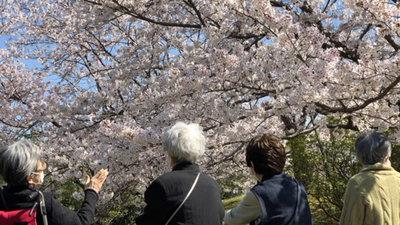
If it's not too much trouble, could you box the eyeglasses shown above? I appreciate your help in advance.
[31,171,43,176]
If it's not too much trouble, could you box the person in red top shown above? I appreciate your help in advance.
[0,140,109,225]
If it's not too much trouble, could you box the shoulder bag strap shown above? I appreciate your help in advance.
[37,191,48,225]
[287,180,302,225]
[0,187,9,211]
[165,172,201,225]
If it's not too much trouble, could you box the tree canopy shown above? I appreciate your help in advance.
[1,0,400,221]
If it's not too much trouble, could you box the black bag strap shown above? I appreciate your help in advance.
[286,179,302,225]
[0,187,10,211]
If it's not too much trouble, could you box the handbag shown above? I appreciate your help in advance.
[165,172,201,225]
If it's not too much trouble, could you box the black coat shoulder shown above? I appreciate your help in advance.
[136,162,225,225]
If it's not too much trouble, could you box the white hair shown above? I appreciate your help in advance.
[0,140,41,186]
[163,122,205,164]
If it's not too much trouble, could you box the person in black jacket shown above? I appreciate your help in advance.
[224,133,313,225]
[0,140,109,225]
[136,122,225,225]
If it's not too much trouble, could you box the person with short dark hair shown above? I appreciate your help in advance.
[0,140,109,225]
[224,133,313,225]
[136,122,225,225]
[340,130,400,225]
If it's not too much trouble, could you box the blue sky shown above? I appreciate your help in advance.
[0,35,43,69]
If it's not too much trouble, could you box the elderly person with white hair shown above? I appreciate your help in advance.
[0,140,109,225]
[340,130,400,225]
[136,122,225,225]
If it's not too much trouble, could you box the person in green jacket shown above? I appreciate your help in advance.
[340,130,400,225]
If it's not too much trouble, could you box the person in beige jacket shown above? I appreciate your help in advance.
[340,130,400,225]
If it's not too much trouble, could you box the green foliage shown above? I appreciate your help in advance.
[219,173,250,200]
[285,135,312,189]
[390,144,400,171]
[46,178,142,225]
[286,131,362,224]
[49,180,89,211]
[95,189,142,225]
[222,194,245,211]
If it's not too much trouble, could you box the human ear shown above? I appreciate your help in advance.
[26,174,35,187]
[167,151,176,167]
[385,155,391,166]
[249,161,256,174]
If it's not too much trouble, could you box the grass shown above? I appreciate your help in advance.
[223,194,340,225]
[222,195,244,211]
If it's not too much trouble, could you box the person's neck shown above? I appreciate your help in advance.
[170,159,176,168]
[255,173,263,182]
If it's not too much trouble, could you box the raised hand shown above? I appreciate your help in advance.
[84,168,109,193]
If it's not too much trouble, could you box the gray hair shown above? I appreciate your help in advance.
[355,130,391,166]
[0,140,41,186]
[163,122,206,164]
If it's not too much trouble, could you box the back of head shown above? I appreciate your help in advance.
[355,130,391,166]
[246,133,286,176]
[0,140,41,186]
[163,122,205,164]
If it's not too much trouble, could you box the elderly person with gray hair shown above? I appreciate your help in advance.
[136,122,225,225]
[340,130,400,225]
[0,140,109,225]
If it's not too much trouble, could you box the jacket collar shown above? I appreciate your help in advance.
[260,172,286,182]
[172,162,200,172]
[361,162,393,172]
[5,184,35,192]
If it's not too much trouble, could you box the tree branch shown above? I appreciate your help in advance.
[315,75,400,114]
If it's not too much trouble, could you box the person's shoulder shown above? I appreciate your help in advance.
[243,190,258,202]
[154,169,218,184]
[388,167,400,175]
[155,170,176,181]
[349,171,366,182]
[42,191,54,198]
[199,172,220,185]
[147,171,179,189]
[199,172,216,179]
[41,191,57,210]
[380,167,400,181]
[347,170,376,189]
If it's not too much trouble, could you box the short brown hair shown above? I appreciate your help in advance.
[246,133,286,175]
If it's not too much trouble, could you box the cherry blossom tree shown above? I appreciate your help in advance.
[1,0,400,221]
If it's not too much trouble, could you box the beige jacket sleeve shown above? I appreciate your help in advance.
[339,178,365,225]
[224,191,262,225]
